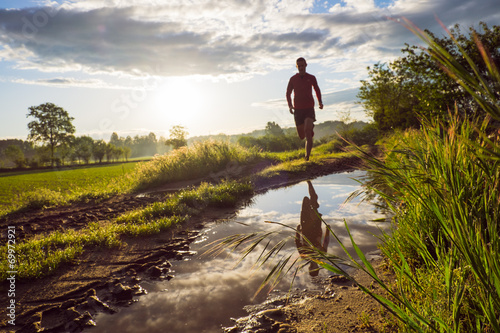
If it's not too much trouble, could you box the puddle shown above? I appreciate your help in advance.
[90,170,389,333]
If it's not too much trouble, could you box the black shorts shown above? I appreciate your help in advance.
[294,108,316,126]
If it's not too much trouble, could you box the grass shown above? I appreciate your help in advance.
[352,113,500,331]
[0,162,138,215]
[1,217,185,280]
[116,180,253,225]
[132,140,261,191]
[258,146,356,180]
[262,140,355,162]
[0,140,353,217]
[333,21,500,332]
[351,20,500,332]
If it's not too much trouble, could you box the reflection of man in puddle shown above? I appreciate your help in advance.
[295,180,329,277]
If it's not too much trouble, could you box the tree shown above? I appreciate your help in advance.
[399,22,500,119]
[109,132,122,147]
[165,125,188,150]
[92,140,107,163]
[122,146,131,161]
[34,146,51,166]
[57,141,74,166]
[27,103,75,166]
[105,143,122,162]
[265,121,284,137]
[357,62,422,132]
[73,136,93,164]
[4,145,26,168]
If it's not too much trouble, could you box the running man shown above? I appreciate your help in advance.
[286,57,323,161]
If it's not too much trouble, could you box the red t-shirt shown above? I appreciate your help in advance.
[286,73,322,110]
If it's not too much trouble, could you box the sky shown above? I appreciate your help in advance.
[1,0,499,141]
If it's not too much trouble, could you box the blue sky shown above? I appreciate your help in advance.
[1,0,499,140]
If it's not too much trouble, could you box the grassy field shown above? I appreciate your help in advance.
[0,162,140,212]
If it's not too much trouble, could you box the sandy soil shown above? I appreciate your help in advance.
[0,156,397,333]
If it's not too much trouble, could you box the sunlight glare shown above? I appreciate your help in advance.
[153,78,205,128]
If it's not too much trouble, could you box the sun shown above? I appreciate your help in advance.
[152,78,205,128]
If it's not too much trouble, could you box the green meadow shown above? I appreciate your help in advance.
[0,162,140,214]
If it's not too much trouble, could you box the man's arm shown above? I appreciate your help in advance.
[312,77,323,109]
[295,225,306,254]
[286,79,294,114]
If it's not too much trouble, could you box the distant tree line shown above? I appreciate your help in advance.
[237,121,304,152]
[0,132,173,168]
[0,102,187,169]
[357,22,500,132]
[236,119,377,153]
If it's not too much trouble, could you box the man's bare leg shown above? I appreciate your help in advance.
[304,118,314,161]
[296,123,305,140]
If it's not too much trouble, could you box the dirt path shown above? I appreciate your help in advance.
[0,156,396,333]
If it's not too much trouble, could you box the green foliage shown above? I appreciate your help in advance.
[358,62,421,132]
[92,140,107,163]
[265,121,285,137]
[352,113,500,332]
[238,131,303,152]
[4,145,26,168]
[0,140,259,215]
[72,136,93,164]
[118,180,253,225]
[358,22,500,132]
[400,21,500,120]
[349,19,500,332]
[0,215,184,280]
[336,122,380,149]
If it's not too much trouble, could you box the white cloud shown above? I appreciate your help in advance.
[329,0,377,13]
[13,77,123,88]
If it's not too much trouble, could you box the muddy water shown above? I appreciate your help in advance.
[91,170,389,333]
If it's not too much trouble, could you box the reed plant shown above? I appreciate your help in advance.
[350,111,499,332]
[327,20,500,331]
[354,18,500,332]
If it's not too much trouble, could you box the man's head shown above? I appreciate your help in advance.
[296,57,307,75]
